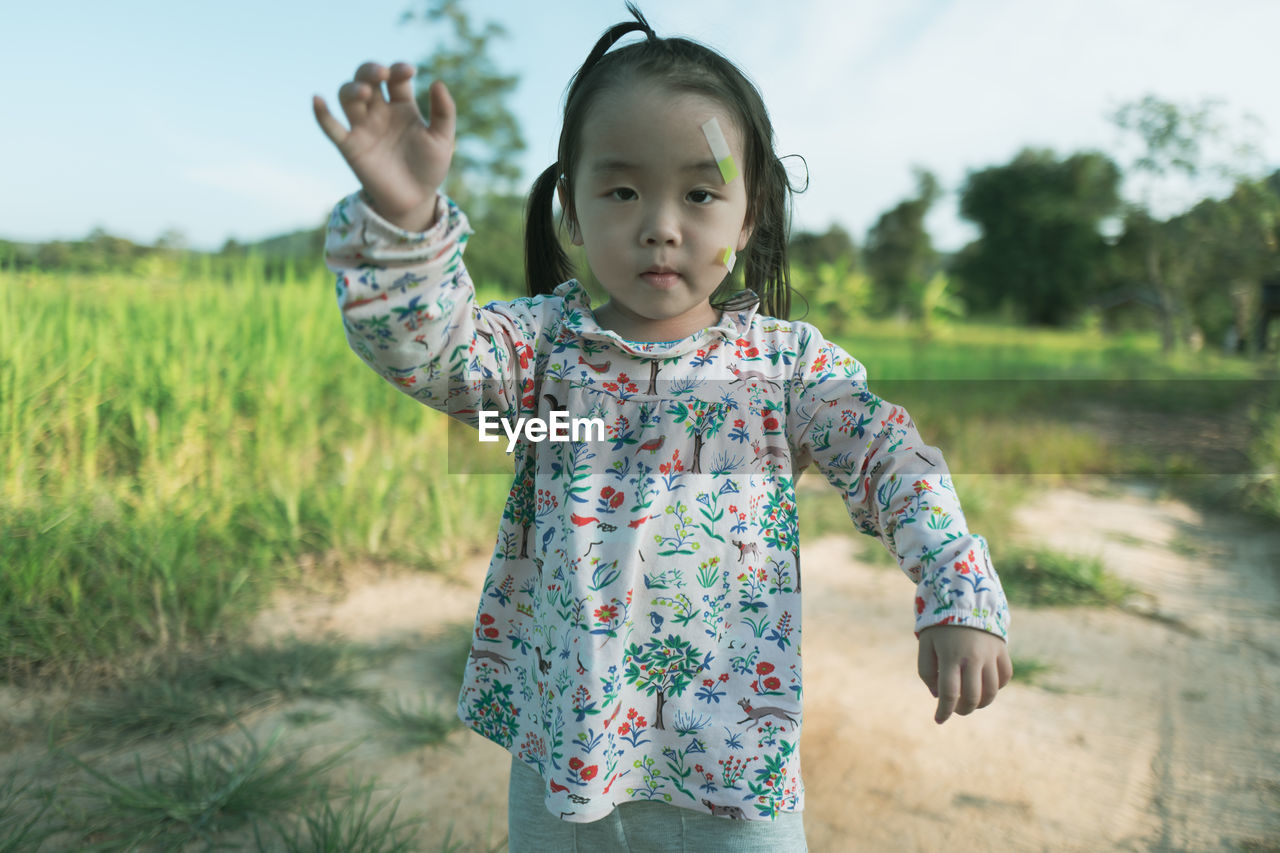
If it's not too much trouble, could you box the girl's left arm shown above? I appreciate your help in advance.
[785,325,1010,644]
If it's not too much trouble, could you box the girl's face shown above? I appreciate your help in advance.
[566,83,753,342]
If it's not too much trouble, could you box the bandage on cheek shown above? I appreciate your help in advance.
[701,117,740,184]
[717,247,736,273]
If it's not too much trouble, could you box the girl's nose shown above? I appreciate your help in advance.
[640,202,681,246]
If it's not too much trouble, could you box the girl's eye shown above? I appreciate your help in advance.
[688,189,715,204]
[609,188,637,201]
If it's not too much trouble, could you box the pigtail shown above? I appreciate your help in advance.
[525,163,574,297]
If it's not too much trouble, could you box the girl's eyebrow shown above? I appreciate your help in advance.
[589,159,723,176]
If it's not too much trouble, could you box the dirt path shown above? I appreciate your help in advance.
[5,482,1278,851]
[242,481,1280,852]
[801,482,1280,852]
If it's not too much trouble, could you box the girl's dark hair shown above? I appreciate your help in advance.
[524,2,800,319]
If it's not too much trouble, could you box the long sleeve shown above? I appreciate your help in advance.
[324,191,545,426]
[785,324,1009,641]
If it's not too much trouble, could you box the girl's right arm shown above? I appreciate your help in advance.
[315,63,541,425]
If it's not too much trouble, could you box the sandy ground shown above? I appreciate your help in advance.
[5,481,1279,851]
[251,480,1280,852]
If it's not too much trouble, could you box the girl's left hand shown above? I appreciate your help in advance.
[917,625,1013,724]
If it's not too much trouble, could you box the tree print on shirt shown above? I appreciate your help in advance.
[667,399,729,473]
[622,634,705,731]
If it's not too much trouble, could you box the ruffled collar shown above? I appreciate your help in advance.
[552,280,760,358]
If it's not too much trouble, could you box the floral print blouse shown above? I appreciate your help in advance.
[325,192,1010,824]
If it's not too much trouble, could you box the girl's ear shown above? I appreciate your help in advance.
[556,180,584,247]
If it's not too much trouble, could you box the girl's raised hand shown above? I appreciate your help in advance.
[313,62,455,232]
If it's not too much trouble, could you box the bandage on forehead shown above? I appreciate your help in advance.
[717,247,736,272]
[701,117,740,184]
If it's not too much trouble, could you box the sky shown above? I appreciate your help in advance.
[2,0,1277,252]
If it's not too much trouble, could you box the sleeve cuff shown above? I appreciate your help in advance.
[353,191,453,244]
[326,191,471,265]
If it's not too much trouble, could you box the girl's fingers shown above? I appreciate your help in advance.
[934,662,960,724]
[998,647,1014,689]
[337,80,370,125]
[312,96,348,147]
[425,79,456,143]
[353,61,389,98]
[977,660,1000,709]
[350,63,390,122]
[386,62,417,103]
[917,634,938,697]
[954,658,982,716]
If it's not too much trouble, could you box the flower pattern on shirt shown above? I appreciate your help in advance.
[326,192,1010,823]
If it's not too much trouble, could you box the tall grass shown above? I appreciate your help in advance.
[1,267,509,679]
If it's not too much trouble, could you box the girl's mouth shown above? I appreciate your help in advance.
[641,271,681,289]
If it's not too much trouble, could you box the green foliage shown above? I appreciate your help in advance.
[865,167,941,314]
[789,224,858,272]
[1008,657,1058,690]
[791,256,871,335]
[994,547,1134,608]
[55,641,374,746]
[0,776,55,853]
[1110,93,1233,182]
[0,270,510,680]
[956,147,1122,325]
[465,191,530,297]
[1107,94,1275,352]
[404,0,525,205]
[261,780,425,853]
[1111,173,1280,349]
[365,693,462,749]
[908,271,965,339]
[1243,382,1280,517]
[67,727,346,850]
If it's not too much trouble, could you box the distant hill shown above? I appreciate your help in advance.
[0,223,327,275]
[228,226,324,259]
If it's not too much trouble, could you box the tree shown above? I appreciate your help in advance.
[401,1,529,295]
[955,148,1121,325]
[789,257,871,335]
[403,0,525,208]
[864,168,941,315]
[789,224,857,272]
[789,224,867,332]
[1108,93,1265,351]
[1162,174,1280,348]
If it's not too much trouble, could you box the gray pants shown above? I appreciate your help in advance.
[507,756,808,853]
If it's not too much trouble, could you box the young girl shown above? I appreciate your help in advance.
[315,6,1010,850]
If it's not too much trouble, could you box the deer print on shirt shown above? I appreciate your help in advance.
[727,365,781,390]
[737,697,798,727]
